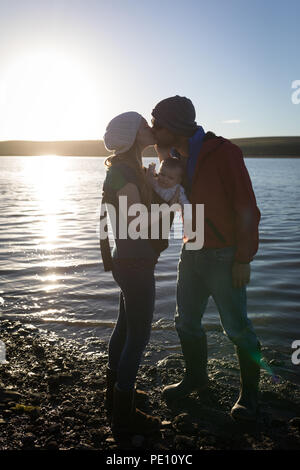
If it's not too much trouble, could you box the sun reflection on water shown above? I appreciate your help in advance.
[21,155,72,292]
[21,155,69,249]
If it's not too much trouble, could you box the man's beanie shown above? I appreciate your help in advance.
[103,111,142,155]
[152,95,198,136]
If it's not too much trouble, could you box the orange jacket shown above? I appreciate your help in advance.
[188,135,261,263]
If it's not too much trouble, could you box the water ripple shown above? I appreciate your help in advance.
[1,156,300,353]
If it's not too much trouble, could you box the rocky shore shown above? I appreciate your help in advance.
[0,320,299,452]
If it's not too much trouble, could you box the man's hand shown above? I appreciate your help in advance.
[232,262,251,288]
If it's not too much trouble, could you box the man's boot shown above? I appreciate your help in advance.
[231,342,261,421]
[162,331,209,402]
[111,383,161,440]
[104,366,148,422]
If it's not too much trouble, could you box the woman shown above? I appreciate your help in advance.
[101,112,177,440]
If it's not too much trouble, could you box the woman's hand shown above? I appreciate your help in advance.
[146,163,157,185]
[154,144,171,162]
[147,162,157,176]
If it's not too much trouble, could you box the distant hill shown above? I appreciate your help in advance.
[0,136,300,157]
[229,136,300,157]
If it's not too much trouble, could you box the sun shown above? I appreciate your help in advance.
[1,47,108,141]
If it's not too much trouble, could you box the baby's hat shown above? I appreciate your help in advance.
[103,111,142,155]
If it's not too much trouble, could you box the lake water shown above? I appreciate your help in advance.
[1,156,300,374]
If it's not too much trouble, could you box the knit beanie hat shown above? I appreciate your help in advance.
[103,111,142,155]
[152,95,198,136]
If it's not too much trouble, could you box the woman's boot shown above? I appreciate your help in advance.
[162,331,209,402]
[231,342,261,421]
[104,367,148,422]
[111,383,161,440]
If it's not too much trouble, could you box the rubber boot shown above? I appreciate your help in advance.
[162,331,209,402]
[231,342,261,422]
[104,367,148,422]
[111,383,161,440]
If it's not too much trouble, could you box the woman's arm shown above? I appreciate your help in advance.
[116,183,142,224]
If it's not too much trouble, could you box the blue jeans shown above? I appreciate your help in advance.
[175,245,259,353]
[108,259,156,391]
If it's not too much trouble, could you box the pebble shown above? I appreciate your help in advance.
[172,413,197,434]
[0,320,299,451]
[47,423,61,435]
[156,355,184,369]
[161,420,172,428]
[45,439,59,450]
[174,435,195,449]
[289,417,300,430]
[22,433,36,448]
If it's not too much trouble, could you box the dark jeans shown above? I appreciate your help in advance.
[108,259,156,391]
[176,245,259,353]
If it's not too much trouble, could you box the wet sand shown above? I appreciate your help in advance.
[0,320,299,452]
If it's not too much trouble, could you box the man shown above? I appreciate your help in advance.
[151,96,261,421]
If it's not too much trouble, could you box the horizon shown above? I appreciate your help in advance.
[0,0,299,141]
[1,135,300,144]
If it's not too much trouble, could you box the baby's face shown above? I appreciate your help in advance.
[157,165,182,189]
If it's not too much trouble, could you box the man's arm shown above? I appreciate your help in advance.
[219,144,261,287]
[220,144,260,262]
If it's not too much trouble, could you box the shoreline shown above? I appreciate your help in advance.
[1,155,300,159]
[1,136,300,158]
[0,320,299,451]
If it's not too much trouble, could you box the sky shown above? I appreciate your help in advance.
[0,0,299,141]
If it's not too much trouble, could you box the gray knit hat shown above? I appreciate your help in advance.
[103,111,142,155]
[152,95,198,136]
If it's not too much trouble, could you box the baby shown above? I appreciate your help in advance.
[147,157,191,211]
[147,158,193,241]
